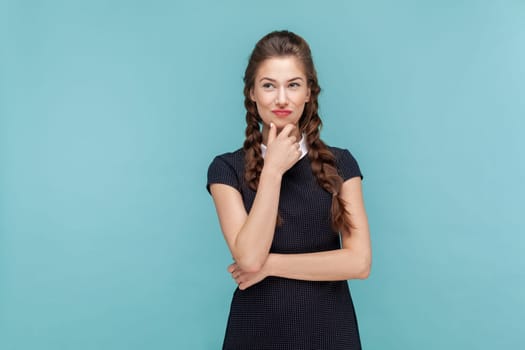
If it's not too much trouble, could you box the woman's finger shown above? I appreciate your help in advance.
[227,262,238,273]
[267,122,277,144]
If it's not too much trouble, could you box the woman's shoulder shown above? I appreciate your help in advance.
[206,148,245,193]
[327,145,349,155]
[207,148,245,178]
[209,148,244,168]
[327,145,356,160]
[327,145,363,181]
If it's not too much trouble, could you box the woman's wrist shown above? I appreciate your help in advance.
[260,165,283,182]
[265,253,279,277]
[261,164,283,180]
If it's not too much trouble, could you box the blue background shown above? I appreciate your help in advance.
[1,1,524,349]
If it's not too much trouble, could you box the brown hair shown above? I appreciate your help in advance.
[242,30,352,233]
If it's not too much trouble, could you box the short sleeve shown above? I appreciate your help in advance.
[206,156,241,194]
[336,148,363,181]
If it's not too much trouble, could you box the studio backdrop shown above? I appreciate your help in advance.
[1,1,524,349]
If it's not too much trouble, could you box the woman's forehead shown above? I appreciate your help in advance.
[256,57,306,80]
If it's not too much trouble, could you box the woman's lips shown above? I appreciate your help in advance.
[272,110,292,117]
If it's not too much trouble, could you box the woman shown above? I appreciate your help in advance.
[207,30,371,349]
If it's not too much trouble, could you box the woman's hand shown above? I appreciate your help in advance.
[227,259,271,290]
[263,123,302,176]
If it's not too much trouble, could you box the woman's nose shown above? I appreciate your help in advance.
[275,87,288,105]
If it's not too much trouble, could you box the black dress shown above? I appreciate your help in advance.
[207,146,363,350]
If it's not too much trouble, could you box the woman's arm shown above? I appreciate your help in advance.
[228,176,371,289]
[210,124,301,272]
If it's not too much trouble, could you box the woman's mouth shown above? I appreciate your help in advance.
[272,110,292,117]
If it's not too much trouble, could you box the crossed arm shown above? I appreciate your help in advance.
[210,174,371,290]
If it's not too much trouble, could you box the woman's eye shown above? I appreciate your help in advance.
[289,82,300,88]
[262,83,274,89]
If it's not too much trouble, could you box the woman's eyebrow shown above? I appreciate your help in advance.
[259,77,305,82]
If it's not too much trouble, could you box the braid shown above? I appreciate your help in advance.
[242,97,263,191]
[305,116,352,233]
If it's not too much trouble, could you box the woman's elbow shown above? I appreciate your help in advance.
[357,256,372,279]
[357,263,371,279]
[234,255,265,273]
[342,251,371,280]
[347,253,371,280]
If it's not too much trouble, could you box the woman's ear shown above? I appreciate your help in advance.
[305,87,311,102]
[250,88,256,102]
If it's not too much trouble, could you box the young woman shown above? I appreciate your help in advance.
[207,30,371,349]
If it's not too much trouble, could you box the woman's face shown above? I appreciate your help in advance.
[250,56,311,142]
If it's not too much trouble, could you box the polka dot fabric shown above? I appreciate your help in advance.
[207,147,363,350]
